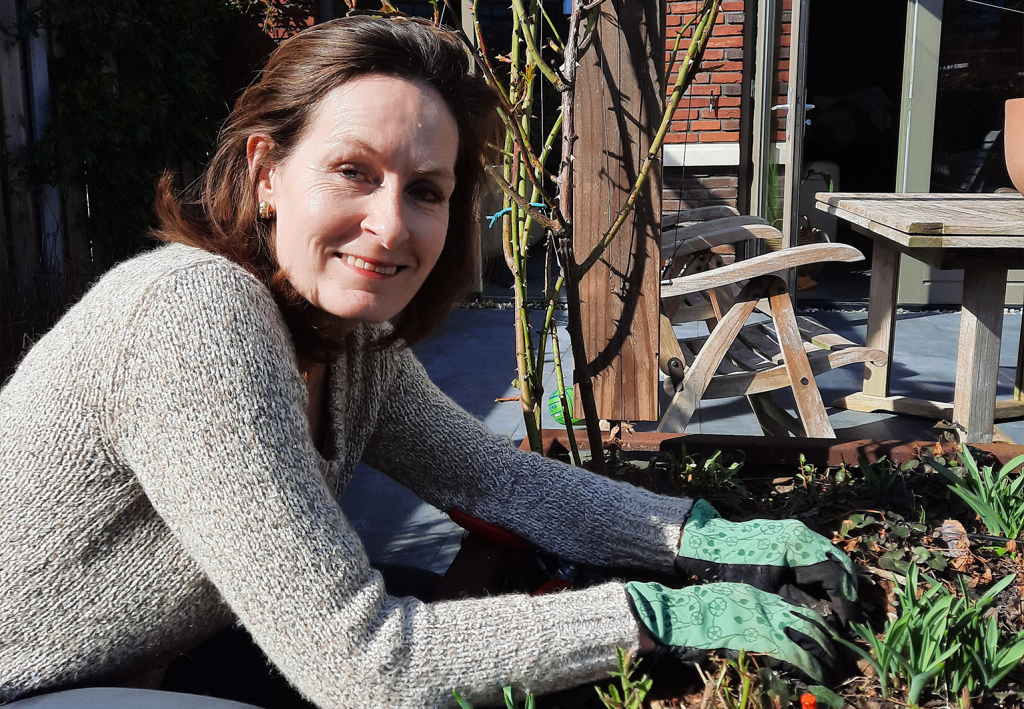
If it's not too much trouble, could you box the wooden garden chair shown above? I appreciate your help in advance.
[656,208,888,437]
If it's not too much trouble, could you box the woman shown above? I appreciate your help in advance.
[0,16,852,708]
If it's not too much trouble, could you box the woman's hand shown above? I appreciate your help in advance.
[675,500,859,624]
[638,626,657,654]
[626,581,838,683]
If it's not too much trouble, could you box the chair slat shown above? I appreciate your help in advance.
[737,322,784,364]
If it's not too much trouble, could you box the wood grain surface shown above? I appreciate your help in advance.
[815,192,1024,251]
[863,240,901,397]
[573,0,663,421]
[952,267,1009,443]
[661,243,864,299]
[768,283,835,438]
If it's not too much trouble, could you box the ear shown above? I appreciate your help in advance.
[246,133,276,205]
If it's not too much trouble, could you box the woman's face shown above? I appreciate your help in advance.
[250,74,460,328]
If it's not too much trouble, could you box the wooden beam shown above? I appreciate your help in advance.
[835,392,1024,422]
[952,268,1008,443]
[863,240,900,397]
[573,0,663,422]
[768,280,836,438]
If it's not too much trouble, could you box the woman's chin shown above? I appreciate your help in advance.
[316,301,403,328]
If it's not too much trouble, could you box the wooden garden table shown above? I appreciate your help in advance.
[815,192,1024,443]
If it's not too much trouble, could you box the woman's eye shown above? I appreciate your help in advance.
[340,167,361,180]
[409,184,445,203]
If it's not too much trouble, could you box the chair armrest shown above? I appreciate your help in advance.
[661,243,864,298]
[663,214,768,240]
[662,204,740,228]
[661,223,782,260]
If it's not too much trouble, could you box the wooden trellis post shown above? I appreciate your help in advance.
[573,0,664,422]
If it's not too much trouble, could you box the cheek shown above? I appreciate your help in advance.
[420,220,448,275]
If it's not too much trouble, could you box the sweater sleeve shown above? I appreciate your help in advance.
[362,349,693,573]
[106,264,641,709]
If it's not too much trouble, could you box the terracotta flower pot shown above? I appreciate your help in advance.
[1004,98,1024,193]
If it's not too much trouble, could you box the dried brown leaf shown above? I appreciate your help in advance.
[773,476,795,493]
[980,563,993,585]
[953,552,975,573]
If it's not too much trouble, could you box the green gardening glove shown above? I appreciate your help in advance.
[675,500,859,624]
[626,581,838,684]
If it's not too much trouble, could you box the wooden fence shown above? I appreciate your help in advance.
[0,2,321,383]
[0,3,94,383]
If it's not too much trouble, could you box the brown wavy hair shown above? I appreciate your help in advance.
[155,15,500,354]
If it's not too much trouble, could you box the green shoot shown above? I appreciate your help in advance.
[837,561,1023,706]
[452,686,536,709]
[927,443,1024,541]
[595,647,652,709]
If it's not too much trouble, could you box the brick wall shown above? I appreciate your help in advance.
[664,167,739,211]
[664,1,745,146]
[663,1,792,211]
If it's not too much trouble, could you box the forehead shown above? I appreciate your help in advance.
[302,74,459,170]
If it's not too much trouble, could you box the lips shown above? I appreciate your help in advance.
[339,253,399,276]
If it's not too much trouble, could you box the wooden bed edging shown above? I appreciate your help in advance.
[520,430,1024,477]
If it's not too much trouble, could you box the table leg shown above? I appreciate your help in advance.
[1016,320,1024,402]
[863,241,901,397]
[952,267,1008,443]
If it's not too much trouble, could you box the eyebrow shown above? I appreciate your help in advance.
[329,136,456,182]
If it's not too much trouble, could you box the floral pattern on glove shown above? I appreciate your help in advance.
[679,501,858,603]
[626,581,836,683]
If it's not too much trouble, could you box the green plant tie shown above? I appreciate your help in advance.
[625,581,836,684]
[675,500,859,624]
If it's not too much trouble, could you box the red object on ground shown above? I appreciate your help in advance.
[800,694,818,709]
[447,508,531,551]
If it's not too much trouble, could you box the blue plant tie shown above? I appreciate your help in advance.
[486,203,547,229]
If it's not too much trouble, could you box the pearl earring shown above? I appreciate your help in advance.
[258,201,275,220]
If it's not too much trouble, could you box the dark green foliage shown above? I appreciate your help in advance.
[857,455,900,507]
[927,446,1024,541]
[839,563,1024,707]
[26,0,262,268]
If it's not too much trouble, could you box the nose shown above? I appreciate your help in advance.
[363,182,409,250]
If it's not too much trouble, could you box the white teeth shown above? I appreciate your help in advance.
[342,254,398,276]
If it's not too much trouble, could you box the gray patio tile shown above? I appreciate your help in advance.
[692,396,765,436]
[996,420,1024,444]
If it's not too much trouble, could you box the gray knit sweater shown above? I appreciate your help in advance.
[0,244,693,708]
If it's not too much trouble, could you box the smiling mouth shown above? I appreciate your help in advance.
[339,253,400,276]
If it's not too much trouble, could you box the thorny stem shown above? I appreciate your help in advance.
[535,272,564,402]
[470,2,511,106]
[555,1,606,471]
[484,166,559,231]
[503,13,544,449]
[500,136,517,272]
[579,0,721,275]
[523,113,563,226]
[550,327,582,467]
[458,4,559,219]
[450,0,718,460]
[539,2,564,49]
[510,0,566,91]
